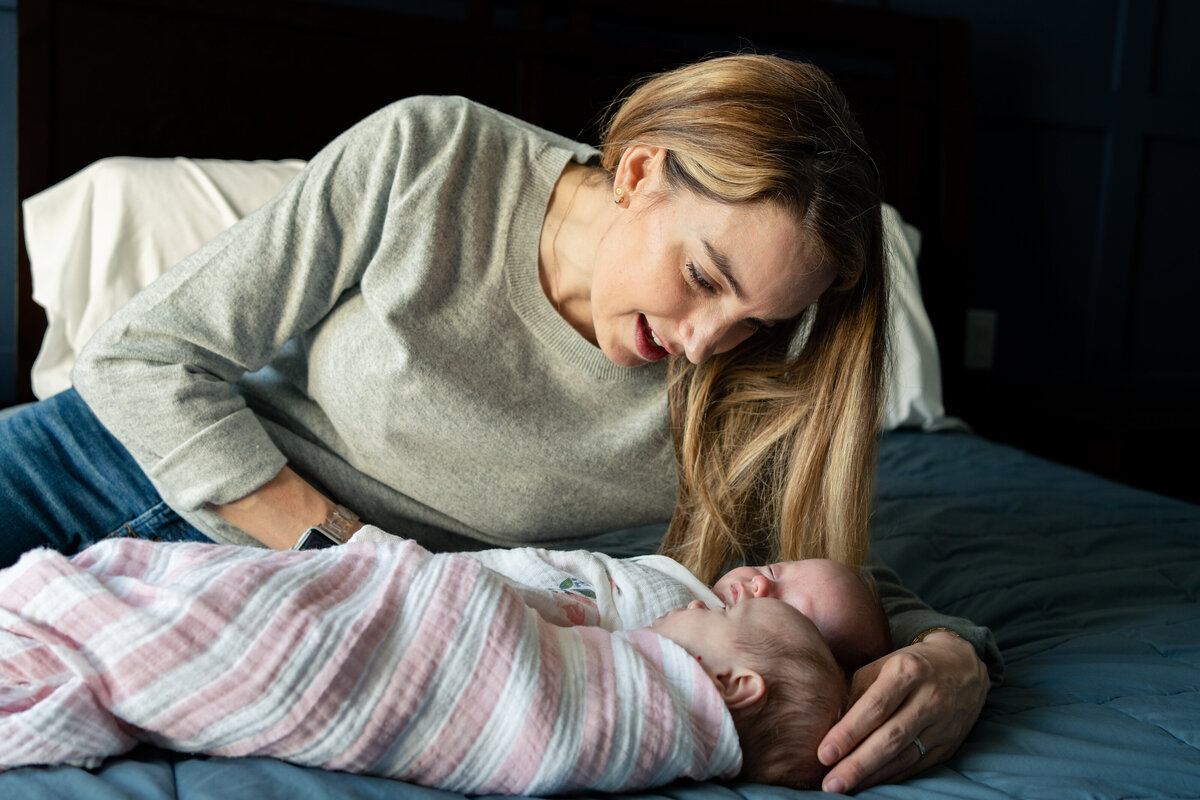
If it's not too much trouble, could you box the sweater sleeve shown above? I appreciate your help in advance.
[868,554,1004,685]
[72,98,450,511]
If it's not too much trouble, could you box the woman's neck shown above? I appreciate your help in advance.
[538,163,612,345]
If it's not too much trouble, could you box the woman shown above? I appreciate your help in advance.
[1,55,990,792]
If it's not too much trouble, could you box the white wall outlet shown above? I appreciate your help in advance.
[964,309,998,370]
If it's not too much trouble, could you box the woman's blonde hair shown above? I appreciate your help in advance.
[599,54,888,584]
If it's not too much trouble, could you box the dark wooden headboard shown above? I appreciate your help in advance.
[15,0,970,404]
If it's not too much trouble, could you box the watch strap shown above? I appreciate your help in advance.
[314,504,359,545]
[291,504,360,550]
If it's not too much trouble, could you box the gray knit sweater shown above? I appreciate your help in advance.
[73,96,1000,676]
[74,96,675,549]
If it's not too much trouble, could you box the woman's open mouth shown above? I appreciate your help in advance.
[634,314,669,361]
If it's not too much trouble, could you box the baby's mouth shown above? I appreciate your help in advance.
[728,583,745,604]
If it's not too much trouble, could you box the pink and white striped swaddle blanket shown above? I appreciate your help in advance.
[0,537,740,794]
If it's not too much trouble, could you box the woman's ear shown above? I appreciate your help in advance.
[713,667,766,710]
[614,145,667,201]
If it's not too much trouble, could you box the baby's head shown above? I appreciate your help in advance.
[649,596,847,789]
[712,558,890,673]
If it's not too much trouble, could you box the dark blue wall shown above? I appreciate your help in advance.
[871,0,1200,502]
[890,0,1198,385]
[0,0,15,407]
[3,0,1197,498]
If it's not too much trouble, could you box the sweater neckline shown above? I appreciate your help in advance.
[505,144,666,384]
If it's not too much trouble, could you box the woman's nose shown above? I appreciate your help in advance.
[680,313,748,365]
[682,328,712,364]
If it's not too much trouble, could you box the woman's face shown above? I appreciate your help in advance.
[589,148,834,368]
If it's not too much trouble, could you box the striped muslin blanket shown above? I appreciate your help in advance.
[351,524,722,630]
[0,536,741,794]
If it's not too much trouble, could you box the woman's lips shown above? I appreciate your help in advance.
[634,314,669,362]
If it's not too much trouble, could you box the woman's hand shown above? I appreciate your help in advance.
[817,631,989,794]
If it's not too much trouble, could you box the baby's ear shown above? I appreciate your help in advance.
[714,667,765,710]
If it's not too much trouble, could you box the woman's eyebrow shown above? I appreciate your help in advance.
[704,239,783,327]
[703,239,742,299]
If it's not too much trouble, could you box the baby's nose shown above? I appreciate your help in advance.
[751,575,771,597]
[687,599,706,609]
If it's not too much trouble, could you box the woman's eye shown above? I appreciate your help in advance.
[686,261,717,293]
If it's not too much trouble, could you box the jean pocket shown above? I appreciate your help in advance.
[106,502,210,544]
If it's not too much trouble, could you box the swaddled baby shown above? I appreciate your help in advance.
[0,532,871,792]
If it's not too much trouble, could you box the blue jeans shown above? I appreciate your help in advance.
[0,388,211,567]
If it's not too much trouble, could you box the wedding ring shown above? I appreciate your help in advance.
[912,736,927,759]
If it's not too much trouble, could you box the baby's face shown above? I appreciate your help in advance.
[712,559,889,671]
[648,596,823,673]
[713,559,852,619]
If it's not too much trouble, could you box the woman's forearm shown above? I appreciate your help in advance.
[867,554,1004,685]
[210,466,362,549]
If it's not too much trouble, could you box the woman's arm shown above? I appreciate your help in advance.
[867,556,1004,683]
[72,100,434,530]
[816,556,1000,793]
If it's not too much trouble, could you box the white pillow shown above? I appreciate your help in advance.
[23,160,955,430]
[880,203,961,431]
[22,157,305,398]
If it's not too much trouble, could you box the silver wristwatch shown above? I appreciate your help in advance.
[292,504,360,550]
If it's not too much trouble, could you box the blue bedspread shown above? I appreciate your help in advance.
[4,431,1198,798]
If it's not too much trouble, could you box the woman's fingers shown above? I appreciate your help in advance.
[817,654,911,767]
[817,656,919,792]
[843,724,968,792]
[819,674,926,792]
[818,632,989,794]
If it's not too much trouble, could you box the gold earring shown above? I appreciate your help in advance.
[614,188,624,204]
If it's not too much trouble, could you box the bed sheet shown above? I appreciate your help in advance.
[2,430,1198,798]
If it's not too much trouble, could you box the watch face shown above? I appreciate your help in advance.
[296,528,339,550]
